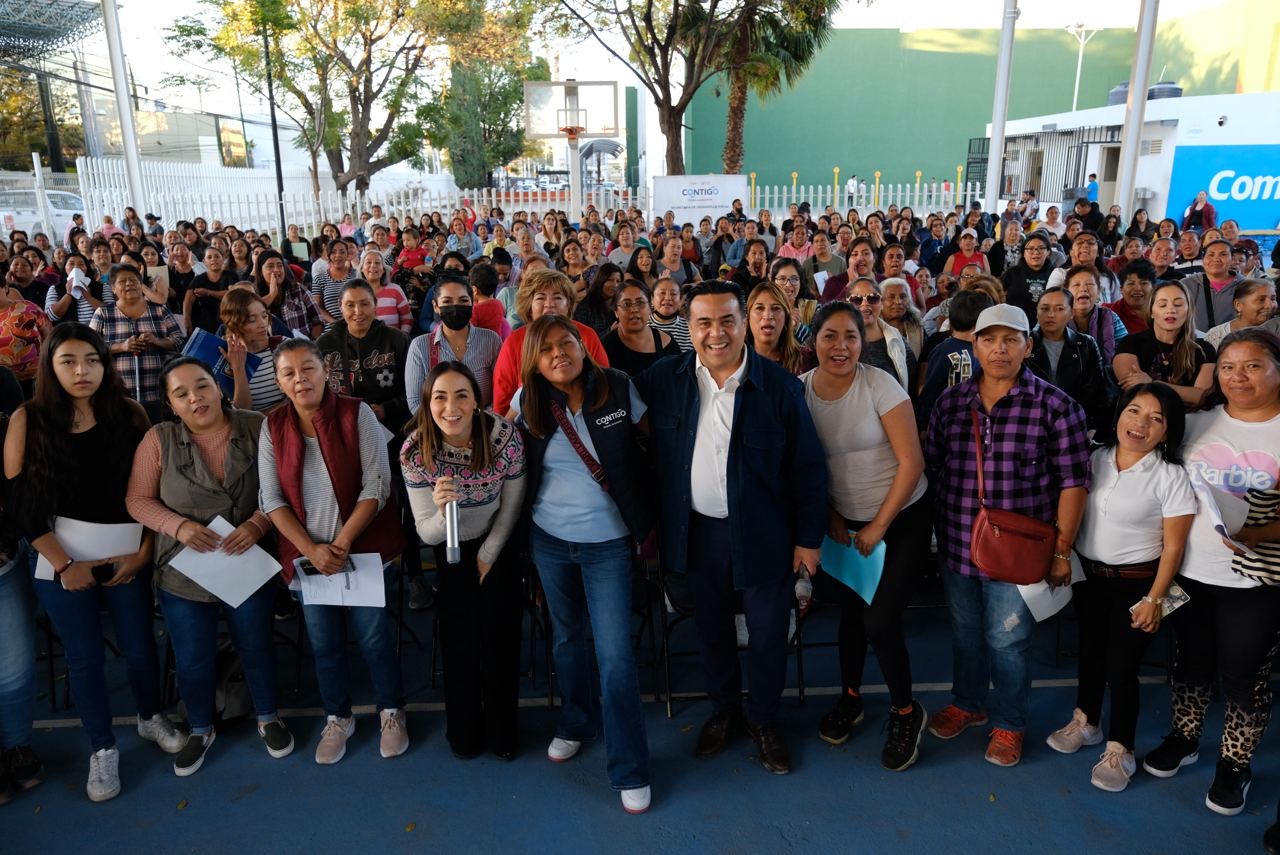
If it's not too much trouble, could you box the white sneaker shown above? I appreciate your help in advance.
[137,714,186,754]
[547,737,582,763]
[315,716,356,765]
[1045,708,1103,755]
[86,747,121,802]
[1091,741,1137,792]
[621,785,651,814]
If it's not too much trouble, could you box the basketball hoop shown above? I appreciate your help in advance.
[559,126,586,142]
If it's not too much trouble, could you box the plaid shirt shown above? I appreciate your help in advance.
[276,284,322,336]
[925,366,1092,578]
[89,304,185,403]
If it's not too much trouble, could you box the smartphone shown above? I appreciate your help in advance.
[297,558,322,576]
[90,562,117,584]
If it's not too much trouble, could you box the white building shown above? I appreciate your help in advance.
[987,91,1280,231]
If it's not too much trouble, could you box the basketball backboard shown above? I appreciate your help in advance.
[524,80,619,139]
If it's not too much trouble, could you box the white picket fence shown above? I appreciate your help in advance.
[73,156,975,242]
[749,181,980,217]
[74,156,649,240]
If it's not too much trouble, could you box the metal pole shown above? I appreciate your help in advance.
[566,81,583,226]
[37,72,66,172]
[984,0,1019,211]
[1073,35,1085,112]
[1114,0,1160,217]
[260,22,288,240]
[100,0,145,213]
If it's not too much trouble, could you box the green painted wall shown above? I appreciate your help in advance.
[686,25,1243,188]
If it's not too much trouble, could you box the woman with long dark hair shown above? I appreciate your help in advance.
[401,361,526,758]
[125,357,294,775]
[1113,280,1216,409]
[1046,383,1194,792]
[253,249,322,339]
[4,324,183,802]
[801,301,931,769]
[515,315,653,813]
[573,263,622,340]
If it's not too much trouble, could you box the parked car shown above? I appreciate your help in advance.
[0,189,84,242]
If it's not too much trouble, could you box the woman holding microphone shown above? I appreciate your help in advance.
[401,361,527,760]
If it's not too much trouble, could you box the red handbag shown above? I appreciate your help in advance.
[968,410,1056,585]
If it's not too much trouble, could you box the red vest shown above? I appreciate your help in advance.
[266,389,404,580]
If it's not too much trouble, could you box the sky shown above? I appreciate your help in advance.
[66,0,1228,180]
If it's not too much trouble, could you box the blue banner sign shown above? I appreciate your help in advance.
[1167,144,1280,231]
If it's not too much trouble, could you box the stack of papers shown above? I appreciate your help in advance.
[293,553,386,608]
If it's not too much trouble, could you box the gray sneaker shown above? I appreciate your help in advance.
[1091,741,1137,792]
[86,747,121,803]
[137,714,186,754]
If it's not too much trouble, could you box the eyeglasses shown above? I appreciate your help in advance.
[616,299,649,311]
[1025,245,1048,253]
[774,275,801,285]
[849,294,881,305]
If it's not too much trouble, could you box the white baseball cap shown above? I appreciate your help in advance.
[973,304,1030,335]
[960,228,979,239]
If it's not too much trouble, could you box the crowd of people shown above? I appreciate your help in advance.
[0,193,1277,839]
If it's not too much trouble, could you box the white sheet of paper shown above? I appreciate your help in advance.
[1189,473,1259,558]
[294,553,385,608]
[813,270,830,296]
[34,519,144,580]
[168,516,282,608]
[1017,550,1087,623]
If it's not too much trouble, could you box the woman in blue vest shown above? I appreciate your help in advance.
[126,357,294,776]
[514,314,654,815]
[257,338,407,766]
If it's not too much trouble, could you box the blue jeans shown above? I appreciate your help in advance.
[530,524,649,790]
[33,565,163,751]
[941,569,1035,732]
[300,564,403,717]
[159,585,279,733]
[0,545,36,750]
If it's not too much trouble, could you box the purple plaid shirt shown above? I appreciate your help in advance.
[925,367,1092,578]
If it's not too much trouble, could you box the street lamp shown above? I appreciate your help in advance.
[1066,23,1101,112]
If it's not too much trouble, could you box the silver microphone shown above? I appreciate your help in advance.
[445,499,461,564]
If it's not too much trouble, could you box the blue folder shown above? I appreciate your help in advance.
[819,533,886,605]
[181,328,262,398]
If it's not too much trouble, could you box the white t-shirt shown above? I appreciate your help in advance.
[1075,447,1196,565]
[801,364,927,521]
[1181,408,1280,589]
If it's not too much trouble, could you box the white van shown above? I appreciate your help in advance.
[0,189,84,242]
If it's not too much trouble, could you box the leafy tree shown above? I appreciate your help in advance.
[423,56,550,189]
[0,71,85,171]
[169,0,525,192]
[720,3,834,174]
[544,0,838,175]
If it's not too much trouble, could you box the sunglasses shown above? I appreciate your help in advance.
[849,294,882,306]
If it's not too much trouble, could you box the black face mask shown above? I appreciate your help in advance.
[439,304,472,331]
[653,308,678,321]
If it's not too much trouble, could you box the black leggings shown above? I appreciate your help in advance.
[1168,575,1280,764]
[433,537,523,757]
[1073,573,1157,749]
[811,496,930,709]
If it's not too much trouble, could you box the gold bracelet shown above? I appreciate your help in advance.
[1052,551,1071,561]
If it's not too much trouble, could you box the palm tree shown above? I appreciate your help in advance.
[720,1,836,175]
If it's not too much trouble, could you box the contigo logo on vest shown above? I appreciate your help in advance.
[1208,170,1280,202]
[596,409,626,428]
